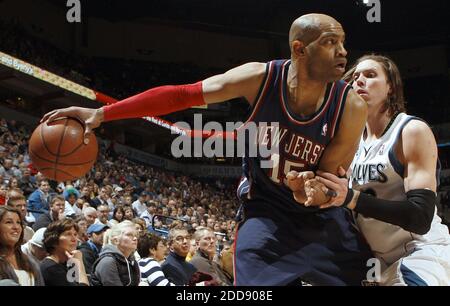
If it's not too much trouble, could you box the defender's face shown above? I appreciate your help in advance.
[352,59,390,108]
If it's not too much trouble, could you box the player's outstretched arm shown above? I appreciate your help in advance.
[40,62,266,141]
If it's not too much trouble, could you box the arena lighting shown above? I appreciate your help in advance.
[0,51,96,100]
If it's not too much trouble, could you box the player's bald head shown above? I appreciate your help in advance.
[289,14,343,47]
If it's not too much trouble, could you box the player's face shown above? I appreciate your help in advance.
[306,23,347,82]
[352,59,390,109]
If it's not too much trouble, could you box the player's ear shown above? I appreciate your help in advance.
[292,40,306,58]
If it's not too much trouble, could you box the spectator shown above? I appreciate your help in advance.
[123,205,135,221]
[32,195,65,231]
[161,228,197,285]
[91,186,110,209]
[0,184,7,206]
[64,187,79,216]
[137,233,174,286]
[140,201,156,227]
[185,238,197,262]
[190,227,232,285]
[82,207,97,227]
[91,221,140,286]
[21,228,48,263]
[18,168,34,196]
[219,241,234,283]
[75,216,88,244]
[132,192,147,217]
[27,180,51,218]
[77,223,109,277]
[40,218,89,286]
[95,204,111,227]
[6,190,34,242]
[109,205,125,226]
[0,206,44,286]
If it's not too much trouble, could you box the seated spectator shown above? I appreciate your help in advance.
[91,186,111,209]
[82,207,97,227]
[21,228,48,263]
[219,240,234,284]
[75,216,88,245]
[6,190,34,242]
[185,238,198,262]
[0,206,44,286]
[91,221,140,286]
[123,205,135,221]
[190,227,232,286]
[109,205,124,226]
[0,184,7,206]
[77,223,108,277]
[40,218,89,286]
[132,217,147,237]
[32,195,65,231]
[140,201,156,227]
[18,168,34,196]
[132,192,147,217]
[137,233,174,286]
[95,204,112,227]
[27,180,51,219]
[161,228,197,285]
[64,187,79,217]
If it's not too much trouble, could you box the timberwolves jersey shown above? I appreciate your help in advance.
[238,59,351,215]
[349,113,450,265]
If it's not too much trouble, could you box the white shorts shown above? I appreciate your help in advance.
[381,244,450,286]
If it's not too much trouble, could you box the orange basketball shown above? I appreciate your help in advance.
[29,117,98,182]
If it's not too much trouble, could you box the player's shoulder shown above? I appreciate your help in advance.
[401,117,433,139]
[234,62,267,74]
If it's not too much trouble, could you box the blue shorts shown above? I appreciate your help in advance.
[234,203,373,286]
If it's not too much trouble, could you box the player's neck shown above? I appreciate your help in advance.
[365,111,392,141]
[287,62,329,117]
[287,77,327,117]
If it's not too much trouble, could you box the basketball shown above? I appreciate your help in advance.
[28,117,98,182]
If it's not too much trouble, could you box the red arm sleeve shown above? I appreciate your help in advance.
[102,81,205,122]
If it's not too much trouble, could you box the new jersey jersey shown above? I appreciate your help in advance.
[349,113,450,265]
[238,59,351,215]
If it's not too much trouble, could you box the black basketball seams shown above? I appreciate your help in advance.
[29,149,96,166]
[40,121,58,157]
[37,167,78,180]
[53,118,69,179]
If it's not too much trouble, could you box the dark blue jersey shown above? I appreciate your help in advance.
[238,59,351,215]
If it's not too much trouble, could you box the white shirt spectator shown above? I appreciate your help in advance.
[132,199,147,216]
[64,201,76,217]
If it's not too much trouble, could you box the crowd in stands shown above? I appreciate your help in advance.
[0,117,237,285]
[0,19,220,100]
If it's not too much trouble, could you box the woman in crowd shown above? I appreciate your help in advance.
[109,205,125,226]
[40,218,89,286]
[137,233,174,286]
[91,221,140,286]
[0,206,44,285]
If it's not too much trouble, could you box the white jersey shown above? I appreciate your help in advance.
[349,113,450,266]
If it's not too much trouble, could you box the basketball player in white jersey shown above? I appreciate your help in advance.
[305,55,450,285]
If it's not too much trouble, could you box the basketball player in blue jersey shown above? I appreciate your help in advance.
[308,55,450,285]
[41,14,373,285]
